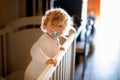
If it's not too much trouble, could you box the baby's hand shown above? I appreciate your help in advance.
[60,46,65,51]
[45,58,57,67]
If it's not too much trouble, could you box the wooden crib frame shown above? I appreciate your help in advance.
[0,16,76,80]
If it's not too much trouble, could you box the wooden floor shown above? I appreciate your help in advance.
[75,26,120,80]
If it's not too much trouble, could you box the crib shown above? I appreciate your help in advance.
[0,16,76,80]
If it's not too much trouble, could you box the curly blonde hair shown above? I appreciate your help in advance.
[41,8,73,35]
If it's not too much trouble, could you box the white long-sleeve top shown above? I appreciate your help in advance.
[24,33,60,80]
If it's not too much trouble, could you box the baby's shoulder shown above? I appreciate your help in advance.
[39,34,49,42]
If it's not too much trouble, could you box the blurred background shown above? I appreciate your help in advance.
[0,0,120,80]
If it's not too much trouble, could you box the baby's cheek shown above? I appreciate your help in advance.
[59,29,64,35]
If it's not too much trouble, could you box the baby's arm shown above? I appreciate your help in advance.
[45,45,65,67]
[30,45,49,63]
[31,44,57,66]
[47,45,65,66]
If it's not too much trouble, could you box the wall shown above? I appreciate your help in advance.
[87,0,100,19]
[0,0,19,25]
[19,0,26,17]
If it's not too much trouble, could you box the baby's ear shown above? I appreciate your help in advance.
[43,21,47,27]
[44,19,48,27]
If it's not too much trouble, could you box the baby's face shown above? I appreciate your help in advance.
[46,19,67,37]
[52,20,66,36]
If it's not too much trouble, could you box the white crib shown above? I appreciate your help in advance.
[0,16,76,80]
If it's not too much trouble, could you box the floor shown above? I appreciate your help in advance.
[75,25,120,80]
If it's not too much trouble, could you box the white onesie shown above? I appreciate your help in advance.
[24,33,59,80]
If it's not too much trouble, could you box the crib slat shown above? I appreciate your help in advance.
[1,34,8,76]
[0,26,11,77]
[70,40,76,80]
[52,70,56,80]
[0,36,2,76]
[67,47,71,80]
[62,56,65,80]
[60,61,62,80]
[56,66,59,80]
[65,52,67,80]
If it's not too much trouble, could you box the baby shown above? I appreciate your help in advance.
[24,8,72,80]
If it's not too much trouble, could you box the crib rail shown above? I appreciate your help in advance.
[37,29,76,80]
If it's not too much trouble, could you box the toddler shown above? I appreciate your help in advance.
[24,8,72,80]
